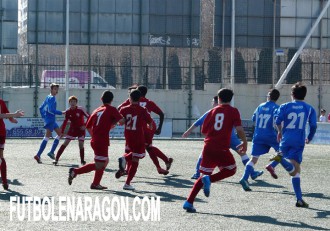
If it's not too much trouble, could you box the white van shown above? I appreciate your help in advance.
[40,70,115,89]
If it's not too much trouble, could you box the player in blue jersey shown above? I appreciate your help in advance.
[34,83,65,163]
[239,89,281,191]
[272,82,317,208]
[182,96,263,180]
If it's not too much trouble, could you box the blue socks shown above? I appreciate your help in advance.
[195,154,202,175]
[242,161,254,181]
[269,160,279,169]
[50,136,60,153]
[280,158,295,173]
[292,174,302,201]
[241,154,249,166]
[37,138,49,157]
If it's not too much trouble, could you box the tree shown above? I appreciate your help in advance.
[207,48,221,83]
[194,63,204,90]
[104,58,117,88]
[235,50,247,83]
[167,51,182,89]
[257,48,272,84]
[120,55,133,89]
[286,49,302,84]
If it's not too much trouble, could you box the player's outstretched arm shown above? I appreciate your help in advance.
[182,124,197,138]
[155,111,164,135]
[0,109,24,119]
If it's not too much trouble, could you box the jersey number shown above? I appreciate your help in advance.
[286,112,305,129]
[214,113,224,131]
[126,114,137,130]
[258,114,271,128]
[96,111,104,126]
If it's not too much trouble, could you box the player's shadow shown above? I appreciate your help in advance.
[73,189,138,198]
[104,168,116,173]
[136,189,205,203]
[223,180,285,189]
[6,179,24,186]
[0,189,30,202]
[135,174,194,189]
[308,207,330,219]
[196,213,329,230]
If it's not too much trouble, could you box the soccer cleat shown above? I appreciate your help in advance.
[183,201,196,213]
[90,184,107,190]
[34,155,42,164]
[47,152,55,160]
[81,160,86,166]
[202,175,211,197]
[157,168,169,175]
[115,170,127,179]
[68,168,76,185]
[118,157,126,172]
[53,160,58,166]
[270,152,283,162]
[266,165,278,179]
[191,173,200,180]
[251,170,264,180]
[2,183,8,190]
[296,199,309,208]
[165,158,173,171]
[123,184,135,190]
[239,179,251,191]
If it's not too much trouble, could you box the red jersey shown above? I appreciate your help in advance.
[119,104,152,152]
[202,104,242,149]
[86,104,122,147]
[61,106,89,133]
[118,97,163,115]
[0,100,9,136]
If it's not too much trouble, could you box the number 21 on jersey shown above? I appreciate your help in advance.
[126,114,137,130]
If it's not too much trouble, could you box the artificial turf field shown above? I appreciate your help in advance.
[0,139,329,230]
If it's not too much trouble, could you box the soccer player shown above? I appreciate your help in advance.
[34,83,65,163]
[53,96,89,166]
[183,96,263,180]
[118,85,172,175]
[68,90,124,190]
[272,82,317,208]
[0,101,24,190]
[239,89,281,191]
[116,89,153,190]
[183,88,247,213]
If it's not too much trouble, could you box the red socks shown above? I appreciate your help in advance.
[148,146,168,163]
[93,167,105,186]
[74,163,96,175]
[80,148,85,162]
[55,145,66,161]
[126,161,139,185]
[0,158,7,185]
[187,178,203,204]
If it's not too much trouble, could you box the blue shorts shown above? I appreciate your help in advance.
[44,121,59,132]
[230,132,241,151]
[280,145,304,164]
[251,141,279,156]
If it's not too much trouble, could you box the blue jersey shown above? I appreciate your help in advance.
[275,100,317,147]
[193,110,211,127]
[252,101,279,144]
[39,94,62,123]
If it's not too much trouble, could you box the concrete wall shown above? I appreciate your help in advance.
[2,84,328,121]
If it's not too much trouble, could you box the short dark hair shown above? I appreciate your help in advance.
[291,82,307,100]
[50,83,59,89]
[268,89,280,101]
[101,90,114,104]
[137,85,148,97]
[218,88,234,103]
[68,95,78,102]
[130,89,141,102]
[213,96,218,103]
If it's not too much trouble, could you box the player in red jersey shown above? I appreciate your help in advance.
[116,89,153,190]
[183,88,247,213]
[53,96,89,166]
[118,85,172,175]
[68,91,124,190]
[0,99,24,190]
